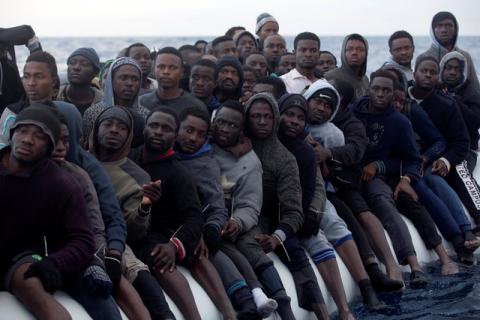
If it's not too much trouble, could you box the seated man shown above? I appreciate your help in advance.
[88,107,176,319]
[243,93,333,319]
[278,93,385,311]
[212,100,296,319]
[0,106,95,320]
[352,70,451,283]
[130,107,227,320]
[176,106,274,319]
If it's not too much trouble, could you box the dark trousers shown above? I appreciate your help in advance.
[448,150,480,224]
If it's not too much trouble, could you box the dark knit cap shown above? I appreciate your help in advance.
[10,105,61,154]
[96,107,132,131]
[432,11,457,28]
[67,47,100,71]
[278,93,308,115]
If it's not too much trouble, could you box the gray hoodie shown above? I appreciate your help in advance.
[325,34,369,101]
[420,13,480,92]
[303,79,345,148]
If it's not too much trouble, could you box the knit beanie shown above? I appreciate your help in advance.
[256,13,278,34]
[278,93,308,116]
[96,107,132,131]
[68,47,100,71]
[10,105,61,154]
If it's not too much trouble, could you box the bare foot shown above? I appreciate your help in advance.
[339,310,356,320]
[464,231,480,251]
[441,261,459,276]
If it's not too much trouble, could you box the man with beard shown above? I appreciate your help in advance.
[57,47,103,115]
[262,34,287,74]
[281,32,321,94]
[139,47,207,116]
[215,56,244,103]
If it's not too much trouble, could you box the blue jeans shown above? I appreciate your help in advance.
[414,174,471,242]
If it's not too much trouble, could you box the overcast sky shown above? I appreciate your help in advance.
[2,0,478,37]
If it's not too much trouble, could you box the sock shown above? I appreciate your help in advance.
[251,287,277,317]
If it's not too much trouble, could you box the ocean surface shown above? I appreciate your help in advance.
[12,36,480,78]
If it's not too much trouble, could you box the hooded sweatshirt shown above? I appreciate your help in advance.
[303,79,345,148]
[421,12,480,93]
[214,56,245,102]
[325,34,369,101]
[351,96,422,183]
[177,141,229,235]
[90,107,152,244]
[245,92,303,240]
[439,52,480,150]
[83,57,148,147]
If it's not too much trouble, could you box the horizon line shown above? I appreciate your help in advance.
[36,34,480,38]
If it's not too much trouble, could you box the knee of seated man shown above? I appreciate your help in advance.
[10,262,43,295]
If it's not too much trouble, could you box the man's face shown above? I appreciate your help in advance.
[22,62,56,102]
[212,107,243,147]
[434,18,456,47]
[263,35,287,64]
[97,118,129,154]
[144,111,177,154]
[177,115,209,154]
[414,60,439,91]
[252,83,275,97]
[345,39,367,68]
[129,46,152,77]
[11,124,49,165]
[237,35,256,59]
[248,100,274,139]
[112,65,141,103]
[246,54,268,78]
[442,59,462,86]
[217,65,240,93]
[52,124,69,163]
[215,40,237,59]
[258,22,279,40]
[390,37,414,67]
[242,71,256,94]
[296,39,320,70]
[316,53,336,74]
[190,65,216,100]
[67,55,96,86]
[155,53,183,89]
[280,106,306,138]
[308,96,333,124]
[276,54,296,75]
[369,76,394,110]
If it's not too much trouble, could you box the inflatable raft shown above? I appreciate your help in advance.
[1,152,479,320]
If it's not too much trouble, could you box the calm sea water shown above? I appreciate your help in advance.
[12,36,480,77]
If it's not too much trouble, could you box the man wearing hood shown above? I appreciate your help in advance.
[215,56,244,103]
[281,32,321,94]
[421,11,480,92]
[139,47,207,116]
[1,106,94,320]
[89,107,176,320]
[242,92,329,319]
[382,31,415,83]
[439,51,480,155]
[57,47,103,115]
[325,34,369,101]
[83,57,147,148]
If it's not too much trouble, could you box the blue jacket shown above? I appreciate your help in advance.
[351,96,422,182]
